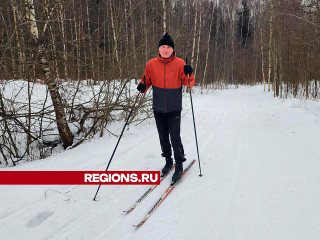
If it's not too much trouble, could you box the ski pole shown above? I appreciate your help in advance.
[93,89,142,201]
[186,58,202,177]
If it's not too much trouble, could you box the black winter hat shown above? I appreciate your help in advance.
[159,32,174,49]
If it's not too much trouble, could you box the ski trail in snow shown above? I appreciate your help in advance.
[92,213,128,240]
[213,99,249,239]
[120,227,140,240]
[196,94,237,157]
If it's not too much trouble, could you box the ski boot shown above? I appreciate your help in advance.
[172,162,183,182]
[161,157,173,176]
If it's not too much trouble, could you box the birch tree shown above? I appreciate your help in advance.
[162,0,167,34]
[201,1,215,93]
[267,0,274,92]
[24,0,73,148]
[194,1,202,78]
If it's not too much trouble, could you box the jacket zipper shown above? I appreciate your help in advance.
[164,59,166,113]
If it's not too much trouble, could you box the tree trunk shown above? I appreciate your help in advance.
[194,3,202,79]
[213,4,220,84]
[25,0,73,148]
[191,0,198,68]
[201,2,215,93]
[86,0,95,82]
[267,0,274,92]
[162,0,166,34]
[109,0,121,76]
[59,1,68,80]
[144,4,148,64]
[128,0,137,80]
[72,0,81,81]
[259,0,266,91]
[10,0,25,78]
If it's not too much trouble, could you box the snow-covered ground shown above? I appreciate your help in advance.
[1,85,320,240]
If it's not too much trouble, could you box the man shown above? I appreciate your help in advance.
[137,32,195,182]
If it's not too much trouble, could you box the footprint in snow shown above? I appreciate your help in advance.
[26,211,54,228]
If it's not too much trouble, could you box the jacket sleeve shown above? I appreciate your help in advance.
[139,61,152,93]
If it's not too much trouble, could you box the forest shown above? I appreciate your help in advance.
[0,0,319,165]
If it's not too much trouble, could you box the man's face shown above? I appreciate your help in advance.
[159,45,173,59]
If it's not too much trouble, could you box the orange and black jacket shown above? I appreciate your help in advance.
[140,52,195,113]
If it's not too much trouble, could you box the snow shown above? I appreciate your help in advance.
[1,85,320,240]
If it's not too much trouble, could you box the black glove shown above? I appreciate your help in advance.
[137,82,146,93]
[184,65,193,76]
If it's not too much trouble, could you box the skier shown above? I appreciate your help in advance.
[137,32,195,182]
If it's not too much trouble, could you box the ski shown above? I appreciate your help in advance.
[123,163,176,213]
[133,159,196,227]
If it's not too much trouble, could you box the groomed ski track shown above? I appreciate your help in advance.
[1,86,320,240]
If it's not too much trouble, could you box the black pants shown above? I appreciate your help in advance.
[154,110,185,163]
